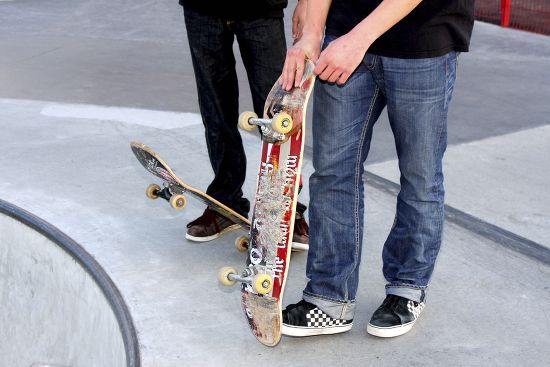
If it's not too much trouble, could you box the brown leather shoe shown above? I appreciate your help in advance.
[186,208,240,242]
[292,207,309,251]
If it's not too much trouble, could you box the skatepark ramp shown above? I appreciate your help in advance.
[0,199,140,367]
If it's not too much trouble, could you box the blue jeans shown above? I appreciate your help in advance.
[303,36,458,320]
[183,8,287,216]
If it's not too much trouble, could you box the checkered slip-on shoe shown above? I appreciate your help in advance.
[367,295,426,338]
[282,300,353,337]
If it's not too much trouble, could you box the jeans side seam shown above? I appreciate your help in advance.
[423,53,454,277]
[444,54,449,110]
[430,53,455,268]
[343,85,380,301]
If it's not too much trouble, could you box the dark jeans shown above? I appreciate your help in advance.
[183,8,287,217]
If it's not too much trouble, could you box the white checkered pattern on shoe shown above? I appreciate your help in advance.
[406,300,425,319]
[306,308,348,327]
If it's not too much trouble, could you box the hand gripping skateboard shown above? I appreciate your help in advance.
[218,60,316,346]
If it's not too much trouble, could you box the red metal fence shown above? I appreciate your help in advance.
[475,0,550,35]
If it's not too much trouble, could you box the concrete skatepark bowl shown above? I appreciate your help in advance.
[0,199,140,367]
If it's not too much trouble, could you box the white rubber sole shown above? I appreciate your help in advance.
[185,224,240,242]
[366,320,416,338]
[282,323,352,337]
[291,241,309,252]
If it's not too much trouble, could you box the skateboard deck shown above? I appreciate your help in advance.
[229,60,316,346]
[131,142,309,252]
[131,142,250,229]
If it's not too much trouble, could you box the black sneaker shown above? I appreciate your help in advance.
[186,208,240,242]
[282,300,353,336]
[367,295,425,338]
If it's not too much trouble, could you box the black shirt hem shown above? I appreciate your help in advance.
[368,44,469,59]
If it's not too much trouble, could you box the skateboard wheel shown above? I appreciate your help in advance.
[146,184,161,199]
[252,274,273,295]
[271,112,293,134]
[218,266,237,286]
[234,235,249,253]
[169,194,187,210]
[238,111,258,132]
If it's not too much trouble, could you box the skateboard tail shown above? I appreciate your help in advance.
[241,292,281,347]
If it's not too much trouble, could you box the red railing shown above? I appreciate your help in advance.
[475,0,550,35]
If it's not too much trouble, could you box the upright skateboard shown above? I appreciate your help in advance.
[219,60,316,346]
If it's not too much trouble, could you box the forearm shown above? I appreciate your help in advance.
[302,0,332,42]
[286,0,424,86]
[349,0,422,49]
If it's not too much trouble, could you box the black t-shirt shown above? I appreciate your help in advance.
[325,0,475,58]
[179,0,288,19]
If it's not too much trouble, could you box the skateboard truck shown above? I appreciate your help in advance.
[218,266,274,295]
[145,183,187,210]
[238,111,293,142]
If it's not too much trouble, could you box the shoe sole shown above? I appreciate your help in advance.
[185,224,240,242]
[291,242,309,252]
[282,323,352,337]
[366,320,416,338]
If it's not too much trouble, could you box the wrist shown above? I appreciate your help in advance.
[302,27,324,43]
[347,27,375,53]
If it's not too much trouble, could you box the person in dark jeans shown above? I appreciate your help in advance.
[179,0,309,247]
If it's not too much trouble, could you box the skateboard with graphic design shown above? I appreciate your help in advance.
[131,142,310,252]
[218,60,316,346]
[130,142,255,248]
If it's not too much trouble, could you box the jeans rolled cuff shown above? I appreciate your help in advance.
[385,285,427,303]
[302,292,355,320]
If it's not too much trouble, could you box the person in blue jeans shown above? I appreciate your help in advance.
[280,0,474,338]
[179,0,310,246]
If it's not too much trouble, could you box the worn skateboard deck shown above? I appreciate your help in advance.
[131,142,250,229]
[241,60,316,346]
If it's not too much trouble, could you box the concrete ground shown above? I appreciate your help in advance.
[1,1,549,366]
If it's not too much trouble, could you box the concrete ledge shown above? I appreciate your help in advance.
[365,172,550,265]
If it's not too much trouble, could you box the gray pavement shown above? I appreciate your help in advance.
[1,0,549,366]
[1,98,549,366]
